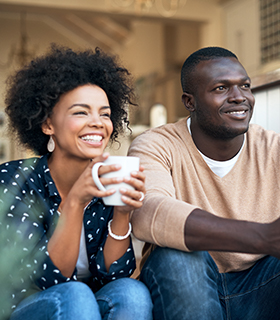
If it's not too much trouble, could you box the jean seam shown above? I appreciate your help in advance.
[219,269,280,320]
[96,295,114,320]
[220,273,231,320]
[223,269,280,300]
[143,266,167,320]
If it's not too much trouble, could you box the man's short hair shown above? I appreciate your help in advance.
[181,47,238,94]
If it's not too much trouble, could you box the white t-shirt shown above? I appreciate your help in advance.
[187,117,244,178]
[76,223,92,279]
[57,209,91,280]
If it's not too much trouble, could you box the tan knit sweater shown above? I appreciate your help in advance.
[128,117,280,273]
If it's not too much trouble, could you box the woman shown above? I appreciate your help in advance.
[0,45,152,320]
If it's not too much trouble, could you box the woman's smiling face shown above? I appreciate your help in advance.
[43,84,113,161]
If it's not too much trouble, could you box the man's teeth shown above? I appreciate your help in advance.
[82,135,102,142]
[227,110,245,114]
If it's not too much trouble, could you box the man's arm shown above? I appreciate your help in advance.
[185,208,280,259]
[129,125,280,260]
[129,129,197,251]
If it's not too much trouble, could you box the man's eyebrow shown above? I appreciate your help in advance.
[213,76,251,85]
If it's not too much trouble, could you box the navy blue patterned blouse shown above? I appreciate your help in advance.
[0,154,136,317]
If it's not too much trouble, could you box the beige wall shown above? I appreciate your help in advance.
[223,0,280,134]
[222,0,261,77]
[223,0,280,78]
[0,11,88,159]
[0,0,235,160]
[115,20,165,79]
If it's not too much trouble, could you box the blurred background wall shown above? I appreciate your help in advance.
[3,0,278,161]
[1,0,280,161]
[1,0,280,266]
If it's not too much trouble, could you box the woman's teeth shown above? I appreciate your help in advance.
[81,135,102,142]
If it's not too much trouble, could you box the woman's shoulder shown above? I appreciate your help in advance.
[0,156,51,210]
[0,156,44,187]
[0,156,40,173]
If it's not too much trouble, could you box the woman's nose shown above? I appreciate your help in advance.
[88,114,103,127]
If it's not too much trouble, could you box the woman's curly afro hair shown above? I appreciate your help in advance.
[5,44,136,155]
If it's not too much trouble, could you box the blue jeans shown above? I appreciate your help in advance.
[140,247,280,320]
[10,278,153,320]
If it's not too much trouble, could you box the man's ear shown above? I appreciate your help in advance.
[41,118,54,135]
[182,92,195,112]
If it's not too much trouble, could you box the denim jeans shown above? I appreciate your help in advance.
[140,247,280,320]
[10,278,153,320]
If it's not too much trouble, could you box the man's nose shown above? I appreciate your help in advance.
[228,86,246,103]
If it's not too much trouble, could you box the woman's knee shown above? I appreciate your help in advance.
[96,278,153,320]
[97,277,152,306]
[56,282,100,316]
[117,278,152,307]
[11,282,100,320]
[59,281,93,300]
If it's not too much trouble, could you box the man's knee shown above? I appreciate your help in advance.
[140,247,219,296]
[143,247,212,274]
[139,248,222,320]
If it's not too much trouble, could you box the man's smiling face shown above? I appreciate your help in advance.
[190,57,255,140]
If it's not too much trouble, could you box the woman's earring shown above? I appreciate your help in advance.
[47,136,55,153]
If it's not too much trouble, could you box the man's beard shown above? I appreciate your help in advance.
[194,108,250,140]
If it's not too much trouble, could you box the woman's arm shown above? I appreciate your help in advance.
[47,156,119,278]
[0,158,77,308]
[103,168,145,272]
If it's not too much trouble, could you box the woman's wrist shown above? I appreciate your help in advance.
[109,211,131,240]
[108,219,132,240]
[113,206,132,217]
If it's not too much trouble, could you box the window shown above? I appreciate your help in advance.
[260,0,280,64]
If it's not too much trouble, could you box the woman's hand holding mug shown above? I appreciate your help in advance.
[92,156,145,209]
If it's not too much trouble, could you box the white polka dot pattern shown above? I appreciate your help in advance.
[0,155,136,317]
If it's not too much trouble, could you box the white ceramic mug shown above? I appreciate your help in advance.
[92,156,140,206]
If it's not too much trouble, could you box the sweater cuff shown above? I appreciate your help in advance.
[132,194,199,252]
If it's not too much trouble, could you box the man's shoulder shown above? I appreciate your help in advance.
[248,123,280,138]
[131,118,188,144]
[247,123,280,151]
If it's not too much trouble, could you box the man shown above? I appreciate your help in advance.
[128,47,280,320]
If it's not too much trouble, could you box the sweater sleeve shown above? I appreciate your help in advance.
[128,130,198,251]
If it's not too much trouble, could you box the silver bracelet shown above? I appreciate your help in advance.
[108,219,132,240]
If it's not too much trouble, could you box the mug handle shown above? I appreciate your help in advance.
[92,162,106,191]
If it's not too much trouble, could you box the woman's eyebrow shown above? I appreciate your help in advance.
[68,104,111,110]
[69,103,90,110]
